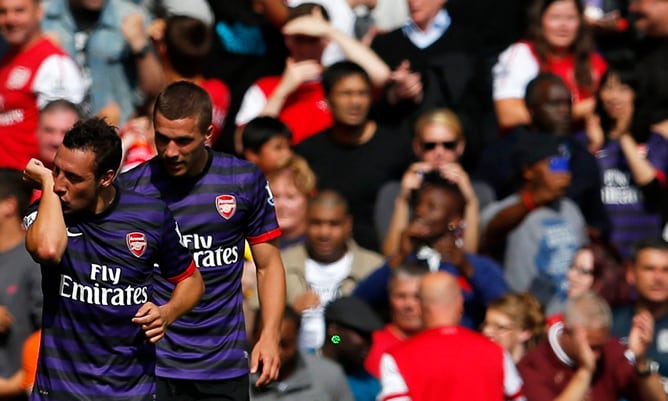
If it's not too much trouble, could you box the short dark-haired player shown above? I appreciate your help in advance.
[23,117,204,400]
[119,81,286,401]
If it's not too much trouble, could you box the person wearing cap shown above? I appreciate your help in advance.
[322,296,384,401]
[480,132,587,315]
[250,306,355,401]
[378,271,526,401]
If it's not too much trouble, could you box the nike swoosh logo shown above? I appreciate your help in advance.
[66,228,83,238]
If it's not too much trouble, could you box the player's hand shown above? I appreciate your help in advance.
[250,334,280,387]
[23,158,53,189]
[132,302,168,343]
[0,306,14,334]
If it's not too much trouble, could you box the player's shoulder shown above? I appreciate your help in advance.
[208,150,264,177]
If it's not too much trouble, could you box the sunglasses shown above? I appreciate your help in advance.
[421,140,458,151]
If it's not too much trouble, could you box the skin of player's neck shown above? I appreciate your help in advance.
[94,184,116,214]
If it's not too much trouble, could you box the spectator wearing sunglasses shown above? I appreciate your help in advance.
[375,108,495,257]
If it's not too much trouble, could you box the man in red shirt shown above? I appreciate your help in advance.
[365,262,426,378]
[518,291,666,401]
[378,271,525,401]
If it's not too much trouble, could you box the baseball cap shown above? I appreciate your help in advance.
[325,296,384,335]
[513,132,560,171]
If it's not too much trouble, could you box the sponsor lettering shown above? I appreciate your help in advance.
[181,233,239,268]
[59,263,148,306]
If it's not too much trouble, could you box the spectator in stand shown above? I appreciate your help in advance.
[241,116,293,176]
[493,0,607,129]
[36,100,81,169]
[479,73,609,238]
[267,155,316,250]
[378,272,526,401]
[545,242,630,326]
[580,64,668,259]
[153,15,230,147]
[481,292,545,364]
[375,108,495,257]
[628,0,668,141]
[369,0,494,172]
[365,262,427,378]
[0,0,84,171]
[354,171,508,329]
[280,190,383,352]
[250,305,355,401]
[0,169,42,400]
[321,296,384,401]
[612,238,668,388]
[481,133,587,315]
[518,291,666,401]
[234,3,390,149]
[295,60,414,251]
[42,0,164,125]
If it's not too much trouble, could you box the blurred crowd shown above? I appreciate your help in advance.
[1,0,668,399]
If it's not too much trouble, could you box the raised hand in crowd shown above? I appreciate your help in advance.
[387,60,423,105]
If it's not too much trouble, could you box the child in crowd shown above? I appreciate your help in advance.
[242,116,294,175]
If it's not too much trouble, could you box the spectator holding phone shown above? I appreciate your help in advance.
[481,133,587,315]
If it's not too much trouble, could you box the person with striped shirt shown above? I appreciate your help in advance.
[22,117,204,401]
[118,81,286,401]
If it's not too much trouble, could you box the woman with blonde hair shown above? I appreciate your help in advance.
[481,292,546,363]
[378,108,495,257]
[267,155,317,249]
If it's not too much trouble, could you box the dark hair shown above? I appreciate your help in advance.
[594,60,650,142]
[524,73,568,108]
[40,99,83,119]
[631,237,668,263]
[0,168,32,216]
[153,81,212,134]
[308,190,349,215]
[579,241,630,308]
[62,118,122,178]
[413,171,466,218]
[287,3,330,22]
[242,116,292,153]
[322,61,371,97]
[388,261,429,291]
[528,0,595,95]
[164,16,212,78]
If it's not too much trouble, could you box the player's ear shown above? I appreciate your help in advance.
[100,169,116,188]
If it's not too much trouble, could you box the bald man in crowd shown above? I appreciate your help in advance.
[378,272,525,401]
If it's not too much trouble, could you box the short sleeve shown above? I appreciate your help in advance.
[493,42,540,100]
[156,207,195,283]
[245,168,281,245]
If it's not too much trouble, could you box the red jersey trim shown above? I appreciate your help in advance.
[457,275,472,292]
[167,260,196,283]
[507,389,524,401]
[655,169,667,188]
[248,227,282,245]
